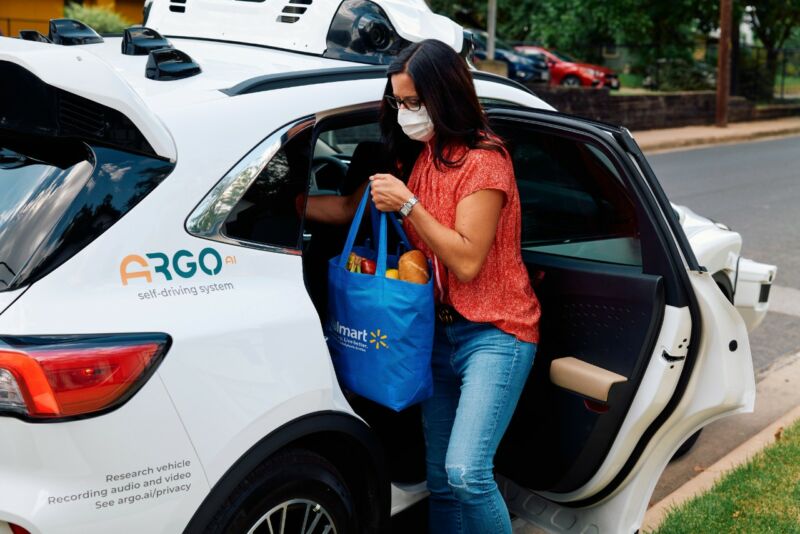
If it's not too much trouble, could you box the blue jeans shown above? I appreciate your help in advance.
[422,319,537,534]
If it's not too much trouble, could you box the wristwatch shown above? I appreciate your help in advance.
[399,196,419,217]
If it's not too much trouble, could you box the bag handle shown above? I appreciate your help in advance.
[338,183,372,269]
[339,184,414,274]
[369,202,412,251]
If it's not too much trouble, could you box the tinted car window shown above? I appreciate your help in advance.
[223,128,311,249]
[495,124,641,266]
[0,134,174,291]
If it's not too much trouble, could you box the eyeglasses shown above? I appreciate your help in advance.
[384,95,423,111]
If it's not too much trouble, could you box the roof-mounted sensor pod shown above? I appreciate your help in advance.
[145,48,201,81]
[19,30,52,43]
[48,19,104,46]
[122,26,173,55]
[323,0,409,65]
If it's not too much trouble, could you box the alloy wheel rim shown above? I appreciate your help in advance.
[246,498,337,534]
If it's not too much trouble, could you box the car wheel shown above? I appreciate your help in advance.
[204,449,356,534]
[671,428,702,460]
[561,75,581,87]
[671,273,735,461]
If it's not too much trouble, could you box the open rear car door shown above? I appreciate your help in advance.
[485,108,756,533]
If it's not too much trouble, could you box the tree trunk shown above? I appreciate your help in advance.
[762,47,780,101]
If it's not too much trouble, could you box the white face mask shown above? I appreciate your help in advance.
[397,105,434,142]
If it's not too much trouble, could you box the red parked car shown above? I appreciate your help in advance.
[515,45,620,89]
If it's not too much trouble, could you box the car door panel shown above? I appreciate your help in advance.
[497,252,665,493]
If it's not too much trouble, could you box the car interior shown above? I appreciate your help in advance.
[222,108,680,495]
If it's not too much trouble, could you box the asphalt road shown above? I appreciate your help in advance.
[649,135,800,373]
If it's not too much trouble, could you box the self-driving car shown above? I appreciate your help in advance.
[0,1,775,533]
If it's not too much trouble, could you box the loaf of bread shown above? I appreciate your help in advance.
[398,250,429,284]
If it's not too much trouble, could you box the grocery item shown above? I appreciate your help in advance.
[346,252,362,273]
[386,269,399,279]
[398,250,429,284]
[361,258,376,275]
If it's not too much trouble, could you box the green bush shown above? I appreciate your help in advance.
[63,3,132,34]
[642,58,716,91]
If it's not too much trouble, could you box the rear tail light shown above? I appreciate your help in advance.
[0,333,170,421]
[9,524,32,534]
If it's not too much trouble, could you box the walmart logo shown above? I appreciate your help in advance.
[369,329,388,350]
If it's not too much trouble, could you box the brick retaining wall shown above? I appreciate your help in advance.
[526,85,800,130]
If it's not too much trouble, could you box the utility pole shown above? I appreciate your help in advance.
[716,0,732,127]
[487,0,497,61]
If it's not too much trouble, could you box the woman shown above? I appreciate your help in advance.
[308,39,540,533]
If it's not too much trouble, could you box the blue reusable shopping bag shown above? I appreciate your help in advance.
[327,185,434,411]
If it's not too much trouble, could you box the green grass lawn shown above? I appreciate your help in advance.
[649,419,800,534]
[618,73,644,89]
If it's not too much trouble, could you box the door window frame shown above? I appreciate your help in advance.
[186,116,314,255]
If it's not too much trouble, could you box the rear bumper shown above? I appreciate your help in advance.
[735,257,777,332]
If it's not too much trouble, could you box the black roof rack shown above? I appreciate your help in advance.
[221,65,536,97]
[122,26,173,56]
[146,48,201,81]
[222,66,388,96]
[49,18,104,46]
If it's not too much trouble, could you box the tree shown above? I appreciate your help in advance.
[747,0,800,99]
[429,0,711,65]
[64,3,131,34]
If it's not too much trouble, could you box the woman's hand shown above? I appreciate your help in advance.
[370,173,413,213]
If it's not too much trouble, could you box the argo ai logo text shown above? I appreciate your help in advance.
[120,247,236,285]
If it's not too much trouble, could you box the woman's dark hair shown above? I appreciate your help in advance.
[380,39,505,176]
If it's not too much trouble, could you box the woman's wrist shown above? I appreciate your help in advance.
[399,195,419,217]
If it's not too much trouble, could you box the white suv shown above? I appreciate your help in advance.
[0,1,776,533]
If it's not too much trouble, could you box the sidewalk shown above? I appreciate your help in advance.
[633,116,800,153]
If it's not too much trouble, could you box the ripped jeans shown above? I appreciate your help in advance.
[422,319,536,534]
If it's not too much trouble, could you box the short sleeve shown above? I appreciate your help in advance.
[455,148,514,205]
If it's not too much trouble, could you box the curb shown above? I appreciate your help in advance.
[637,125,800,153]
[641,402,800,532]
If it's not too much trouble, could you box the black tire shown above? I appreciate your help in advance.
[671,428,702,460]
[561,75,581,87]
[670,273,734,461]
[204,449,356,534]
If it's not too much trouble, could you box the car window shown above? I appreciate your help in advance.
[317,123,381,157]
[0,134,174,291]
[222,128,312,250]
[552,50,577,63]
[494,123,641,266]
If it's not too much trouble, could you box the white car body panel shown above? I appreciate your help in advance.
[675,203,777,331]
[0,367,208,533]
[0,289,25,316]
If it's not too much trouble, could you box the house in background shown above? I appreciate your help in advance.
[1,0,143,37]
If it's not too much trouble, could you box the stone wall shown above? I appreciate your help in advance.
[526,85,800,130]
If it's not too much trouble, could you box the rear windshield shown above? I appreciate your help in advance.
[0,134,174,291]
